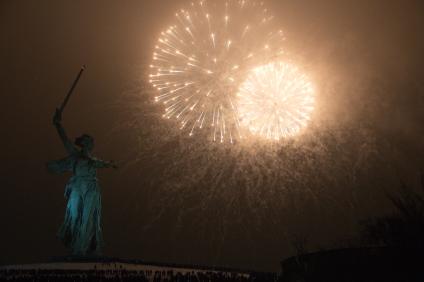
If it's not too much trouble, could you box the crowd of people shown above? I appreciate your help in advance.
[0,266,277,282]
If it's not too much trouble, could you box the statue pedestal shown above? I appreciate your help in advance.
[0,257,273,281]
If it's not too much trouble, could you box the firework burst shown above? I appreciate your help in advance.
[237,62,315,140]
[149,0,285,143]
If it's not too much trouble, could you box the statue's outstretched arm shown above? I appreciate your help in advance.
[94,159,118,169]
[53,109,77,155]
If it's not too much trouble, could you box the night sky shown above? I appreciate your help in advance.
[1,0,423,272]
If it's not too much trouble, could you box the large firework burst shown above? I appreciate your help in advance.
[149,0,285,143]
[237,62,315,140]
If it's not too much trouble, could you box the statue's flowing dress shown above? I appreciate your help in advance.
[48,154,105,255]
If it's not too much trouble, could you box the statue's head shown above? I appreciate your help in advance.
[75,134,94,152]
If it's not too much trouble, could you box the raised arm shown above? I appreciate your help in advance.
[53,109,77,155]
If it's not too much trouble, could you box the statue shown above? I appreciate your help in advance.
[48,110,116,256]
[47,66,116,256]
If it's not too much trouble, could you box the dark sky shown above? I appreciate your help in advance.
[1,0,423,272]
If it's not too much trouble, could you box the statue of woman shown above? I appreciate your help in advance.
[47,109,116,256]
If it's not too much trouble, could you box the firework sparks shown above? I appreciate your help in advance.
[237,62,315,140]
[149,0,285,143]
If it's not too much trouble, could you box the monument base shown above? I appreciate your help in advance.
[0,257,276,281]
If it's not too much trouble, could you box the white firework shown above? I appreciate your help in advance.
[237,62,315,140]
[149,0,285,143]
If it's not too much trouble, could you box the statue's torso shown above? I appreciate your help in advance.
[73,157,97,178]
[65,155,99,196]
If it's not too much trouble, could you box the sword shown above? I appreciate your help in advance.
[59,65,86,113]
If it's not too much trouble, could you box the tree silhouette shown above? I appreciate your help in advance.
[361,174,424,248]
